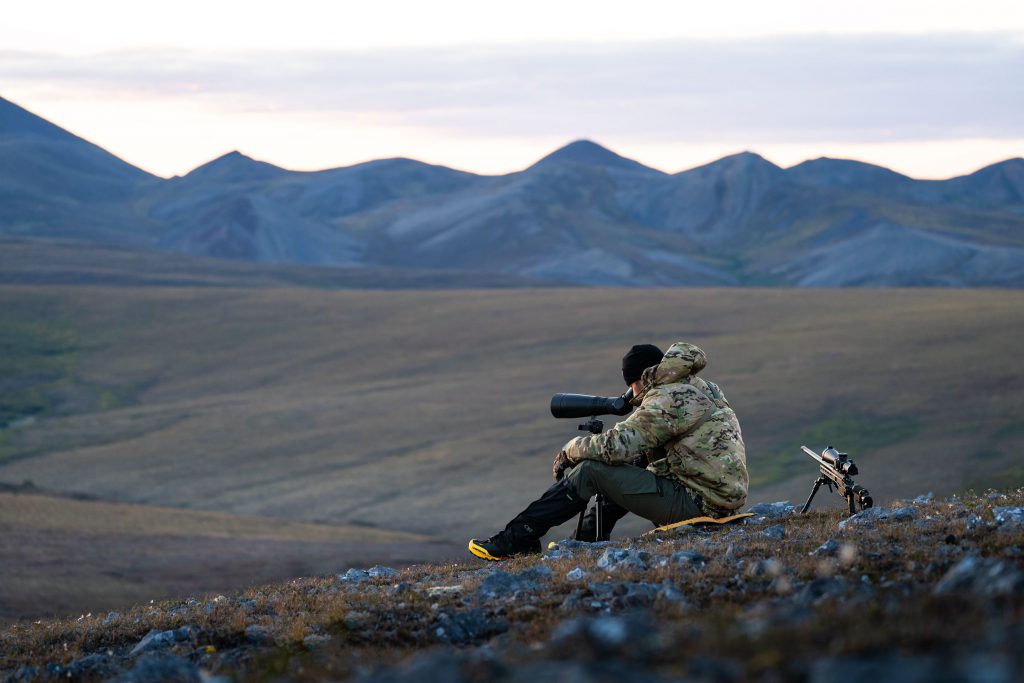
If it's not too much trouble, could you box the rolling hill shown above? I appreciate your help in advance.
[0,487,456,622]
[2,95,1023,286]
[0,278,1021,546]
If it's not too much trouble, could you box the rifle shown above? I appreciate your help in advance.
[799,445,873,516]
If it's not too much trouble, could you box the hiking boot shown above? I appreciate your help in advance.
[469,480,588,561]
[468,529,542,561]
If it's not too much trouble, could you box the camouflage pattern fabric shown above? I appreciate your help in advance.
[563,342,748,513]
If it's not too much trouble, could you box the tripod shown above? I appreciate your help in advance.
[572,416,606,540]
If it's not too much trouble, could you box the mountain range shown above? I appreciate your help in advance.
[2,95,1023,286]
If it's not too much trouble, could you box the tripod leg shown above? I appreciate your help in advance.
[595,493,604,541]
[800,478,824,513]
[573,506,587,540]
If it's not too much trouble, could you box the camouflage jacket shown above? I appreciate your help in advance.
[563,342,748,513]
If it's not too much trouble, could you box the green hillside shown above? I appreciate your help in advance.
[0,280,1021,544]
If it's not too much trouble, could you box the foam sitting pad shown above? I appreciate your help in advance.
[642,512,754,536]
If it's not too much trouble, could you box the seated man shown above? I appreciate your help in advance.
[469,342,748,560]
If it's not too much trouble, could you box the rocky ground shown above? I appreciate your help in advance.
[3,490,1024,683]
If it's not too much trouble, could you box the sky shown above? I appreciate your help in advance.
[3,0,1023,179]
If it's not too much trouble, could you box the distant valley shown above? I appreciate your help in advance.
[2,95,1023,287]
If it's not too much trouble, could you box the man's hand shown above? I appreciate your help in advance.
[552,449,572,481]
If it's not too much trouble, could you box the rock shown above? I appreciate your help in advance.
[128,629,176,657]
[965,514,985,532]
[368,565,401,579]
[797,577,848,606]
[113,653,203,683]
[933,556,1024,596]
[667,550,709,567]
[340,568,371,583]
[812,539,840,557]
[433,609,507,644]
[389,581,413,596]
[760,524,786,540]
[68,653,122,679]
[746,559,782,578]
[244,624,271,644]
[543,539,613,560]
[746,501,795,519]
[518,565,554,582]
[992,506,1024,530]
[566,567,587,581]
[303,633,332,649]
[656,581,687,604]
[477,571,537,599]
[549,613,657,658]
[129,625,199,653]
[838,506,915,530]
[596,547,650,572]
[912,492,934,505]
[345,610,373,630]
[238,598,258,612]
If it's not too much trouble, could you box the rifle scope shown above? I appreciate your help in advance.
[550,388,634,419]
[820,446,858,476]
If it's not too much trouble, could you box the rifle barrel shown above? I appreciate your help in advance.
[801,445,827,467]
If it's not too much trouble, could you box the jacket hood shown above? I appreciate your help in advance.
[633,342,707,402]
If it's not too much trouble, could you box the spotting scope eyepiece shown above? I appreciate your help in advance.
[550,388,634,419]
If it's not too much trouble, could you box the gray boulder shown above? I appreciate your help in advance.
[596,547,650,572]
[992,506,1024,530]
[433,609,507,644]
[746,501,795,519]
[934,556,1024,596]
[838,506,915,530]
[113,653,203,683]
[368,565,401,579]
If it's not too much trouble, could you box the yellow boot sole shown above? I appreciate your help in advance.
[468,539,507,561]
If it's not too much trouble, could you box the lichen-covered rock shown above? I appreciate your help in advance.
[596,547,650,572]
[838,506,915,530]
[812,539,840,557]
[761,524,786,540]
[339,568,371,583]
[476,569,547,600]
[112,653,203,683]
[433,609,507,644]
[933,556,1024,596]
[992,506,1024,530]
[368,565,401,579]
[746,501,795,519]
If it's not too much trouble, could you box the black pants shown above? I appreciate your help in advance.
[564,460,702,527]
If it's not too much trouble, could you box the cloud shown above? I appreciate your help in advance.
[3,33,1022,144]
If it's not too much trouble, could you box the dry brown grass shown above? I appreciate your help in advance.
[0,492,458,623]
[2,490,1022,682]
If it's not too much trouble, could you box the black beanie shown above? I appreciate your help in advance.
[622,344,664,385]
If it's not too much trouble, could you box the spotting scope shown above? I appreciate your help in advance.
[550,388,634,419]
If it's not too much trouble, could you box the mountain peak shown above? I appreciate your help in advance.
[185,151,286,182]
[0,96,72,142]
[680,150,782,177]
[531,139,660,174]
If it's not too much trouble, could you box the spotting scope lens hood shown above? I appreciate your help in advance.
[550,388,634,419]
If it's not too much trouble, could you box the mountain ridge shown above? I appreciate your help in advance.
[1,94,1023,287]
